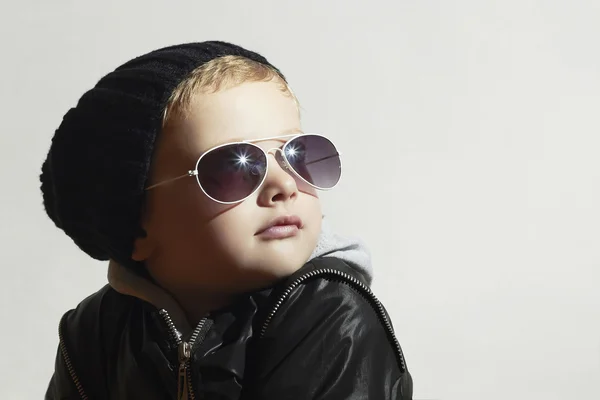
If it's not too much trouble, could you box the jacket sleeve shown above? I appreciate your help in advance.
[247,275,413,400]
[45,315,84,399]
[45,301,108,400]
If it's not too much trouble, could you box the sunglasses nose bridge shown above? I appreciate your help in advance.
[265,147,281,156]
[266,148,290,170]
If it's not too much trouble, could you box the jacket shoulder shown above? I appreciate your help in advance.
[50,285,139,399]
[61,284,134,338]
[259,257,389,350]
[248,257,413,399]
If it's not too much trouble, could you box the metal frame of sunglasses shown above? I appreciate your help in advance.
[145,133,342,204]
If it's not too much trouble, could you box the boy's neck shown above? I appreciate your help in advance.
[173,290,234,327]
[108,260,234,330]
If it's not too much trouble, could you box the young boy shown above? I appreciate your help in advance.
[41,41,413,399]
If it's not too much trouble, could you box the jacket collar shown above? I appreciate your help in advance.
[107,260,192,334]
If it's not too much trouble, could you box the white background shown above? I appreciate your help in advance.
[1,1,599,399]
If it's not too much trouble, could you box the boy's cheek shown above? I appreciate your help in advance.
[295,177,319,198]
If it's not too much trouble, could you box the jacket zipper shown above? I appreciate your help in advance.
[159,310,213,400]
[259,268,407,373]
[58,315,89,400]
[57,310,212,400]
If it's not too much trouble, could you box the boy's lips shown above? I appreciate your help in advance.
[255,215,303,239]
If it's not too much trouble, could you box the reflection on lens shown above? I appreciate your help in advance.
[284,135,341,189]
[197,144,267,202]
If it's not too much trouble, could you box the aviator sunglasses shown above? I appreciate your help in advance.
[146,133,342,204]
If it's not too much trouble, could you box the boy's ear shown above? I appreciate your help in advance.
[132,227,155,261]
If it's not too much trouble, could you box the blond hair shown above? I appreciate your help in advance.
[163,55,298,125]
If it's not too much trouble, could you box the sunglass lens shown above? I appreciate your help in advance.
[283,135,341,189]
[196,143,266,203]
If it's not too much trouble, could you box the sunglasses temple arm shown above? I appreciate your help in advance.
[145,170,197,190]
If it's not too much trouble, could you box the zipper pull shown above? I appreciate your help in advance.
[177,341,191,400]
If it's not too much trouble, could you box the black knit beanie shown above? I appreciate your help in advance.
[40,41,284,270]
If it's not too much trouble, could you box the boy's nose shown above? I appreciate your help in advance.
[257,151,298,206]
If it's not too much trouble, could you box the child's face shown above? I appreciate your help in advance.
[134,80,322,297]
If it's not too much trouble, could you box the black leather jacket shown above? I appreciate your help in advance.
[46,257,413,399]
